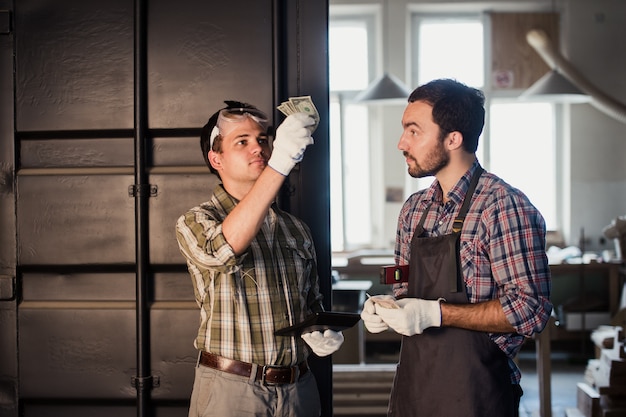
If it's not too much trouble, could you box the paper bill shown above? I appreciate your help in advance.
[277,95,320,133]
[277,101,297,115]
[366,293,400,309]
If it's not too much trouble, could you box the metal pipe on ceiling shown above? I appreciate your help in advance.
[526,29,626,124]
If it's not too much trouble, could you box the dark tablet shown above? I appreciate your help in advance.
[274,311,361,336]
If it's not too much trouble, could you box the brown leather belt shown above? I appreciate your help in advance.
[199,351,308,385]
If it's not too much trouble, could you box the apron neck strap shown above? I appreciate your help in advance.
[452,166,484,233]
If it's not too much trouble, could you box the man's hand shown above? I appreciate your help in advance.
[301,329,344,357]
[268,113,315,176]
[375,298,443,336]
[360,295,396,333]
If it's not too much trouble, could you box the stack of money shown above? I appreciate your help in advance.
[366,293,400,309]
[277,96,320,133]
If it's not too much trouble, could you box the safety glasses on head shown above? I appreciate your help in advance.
[210,107,269,149]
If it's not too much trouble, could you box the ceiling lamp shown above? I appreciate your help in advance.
[354,72,412,103]
[520,69,591,103]
[353,0,411,104]
[523,29,626,124]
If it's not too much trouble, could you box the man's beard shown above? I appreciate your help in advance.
[406,141,449,178]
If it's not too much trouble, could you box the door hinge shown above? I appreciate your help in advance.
[128,184,158,198]
[131,375,160,389]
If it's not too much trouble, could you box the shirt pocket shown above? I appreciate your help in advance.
[289,243,314,278]
[283,239,314,297]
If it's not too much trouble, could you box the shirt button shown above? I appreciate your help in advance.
[439,221,443,225]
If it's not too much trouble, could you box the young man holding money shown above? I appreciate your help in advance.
[176,100,342,417]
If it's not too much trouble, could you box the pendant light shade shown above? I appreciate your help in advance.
[354,73,412,103]
[520,69,591,103]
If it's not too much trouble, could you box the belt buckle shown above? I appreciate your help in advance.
[261,365,296,386]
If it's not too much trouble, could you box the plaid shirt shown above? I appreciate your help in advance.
[394,161,552,384]
[176,184,324,366]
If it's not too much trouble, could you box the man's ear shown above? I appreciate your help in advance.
[447,131,464,151]
[208,150,222,171]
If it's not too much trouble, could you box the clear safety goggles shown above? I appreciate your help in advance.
[210,107,269,149]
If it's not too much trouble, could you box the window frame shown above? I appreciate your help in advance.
[409,11,562,232]
[329,8,379,252]
[329,6,564,255]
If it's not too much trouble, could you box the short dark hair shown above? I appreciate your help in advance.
[408,79,485,153]
[200,100,267,177]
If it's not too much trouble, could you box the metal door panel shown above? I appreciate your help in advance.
[147,0,273,129]
[15,0,134,132]
[149,173,219,265]
[19,307,137,398]
[150,273,197,401]
[0,300,17,411]
[23,405,136,417]
[19,271,137,399]
[149,307,196,400]
[5,0,332,415]
[22,273,136,301]
[153,272,196,302]
[17,174,135,265]
[20,138,134,169]
[151,136,205,167]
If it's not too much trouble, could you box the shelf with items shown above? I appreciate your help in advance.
[549,262,624,342]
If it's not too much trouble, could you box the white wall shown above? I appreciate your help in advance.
[331,0,626,253]
[563,0,626,251]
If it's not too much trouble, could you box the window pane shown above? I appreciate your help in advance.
[342,104,371,247]
[329,17,372,251]
[418,20,484,87]
[329,23,369,91]
[489,102,556,230]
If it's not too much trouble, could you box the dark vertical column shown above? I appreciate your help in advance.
[0,5,16,417]
[133,0,153,415]
[275,0,333,415]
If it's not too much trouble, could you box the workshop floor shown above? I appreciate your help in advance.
[517,351,588,417]
[333,348,590,417]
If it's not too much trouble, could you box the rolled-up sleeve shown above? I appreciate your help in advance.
[484,192,552,337]
[175,207,244,273]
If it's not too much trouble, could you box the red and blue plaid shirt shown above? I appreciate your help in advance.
[394,161,552,384]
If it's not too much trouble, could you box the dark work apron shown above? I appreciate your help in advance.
[388,167,519,417]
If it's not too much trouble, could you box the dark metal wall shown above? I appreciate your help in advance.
[0,0,332,416]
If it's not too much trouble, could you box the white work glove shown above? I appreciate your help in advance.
[360,295,397,333]
[268,113,315,176]
[301,329,344,357]
[375,298,443,336]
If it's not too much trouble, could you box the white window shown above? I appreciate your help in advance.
[410,14,558,230]
[488,101,557,229]
[415,17,484,87]
[329,9,560,255]
[408,14,486,194]
[329,12,377,252]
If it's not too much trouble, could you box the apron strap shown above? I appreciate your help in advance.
[415,202,433,235]
[452,166,484,233]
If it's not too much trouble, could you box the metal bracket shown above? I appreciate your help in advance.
[131,375,160,389]
[0,10,11,35]
[128,184,158,198]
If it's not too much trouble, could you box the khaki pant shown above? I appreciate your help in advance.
[188,363,321,417]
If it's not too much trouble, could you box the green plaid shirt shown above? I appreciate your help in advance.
[176,184,324,366]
